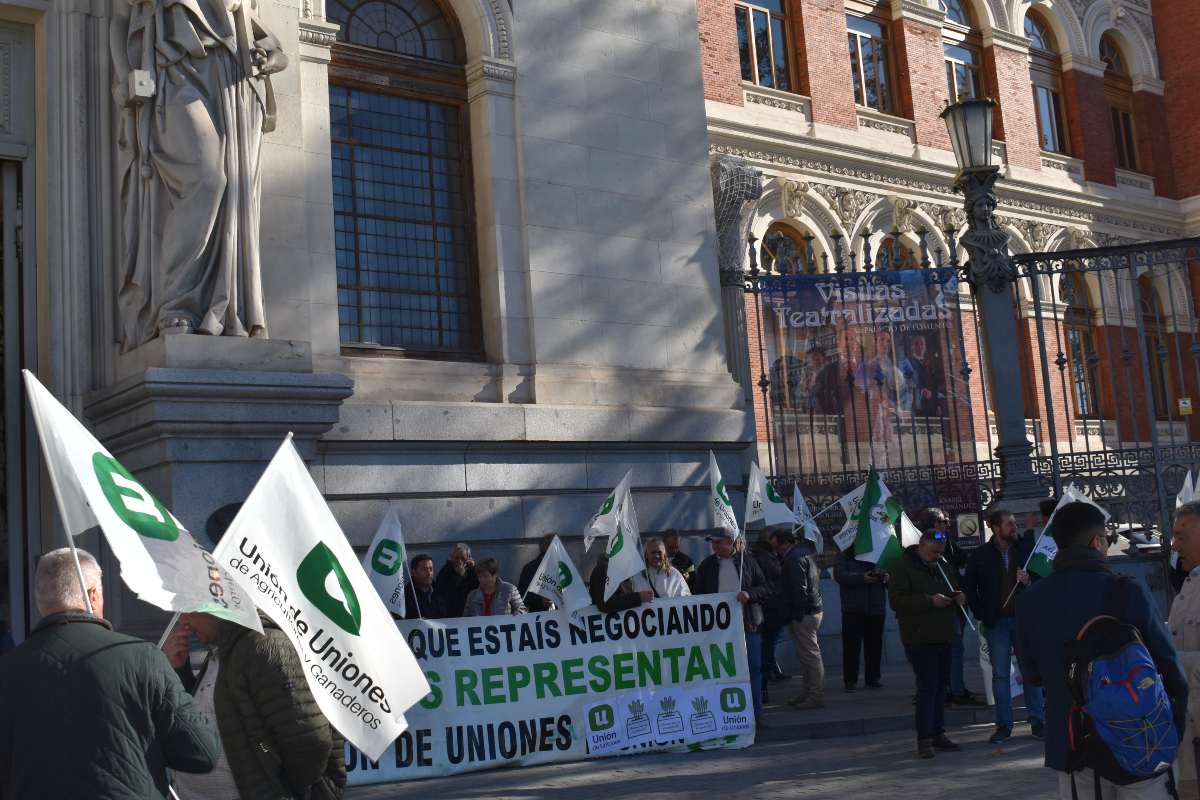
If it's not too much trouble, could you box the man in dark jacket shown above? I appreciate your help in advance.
[753,529,790,693]
[436,543,478,617]
[695,530,773,723]
[888,530,965,759]
[517,534,557,613]
[1017,502,1186,798]
[963,507,1045,744]
[834,548,888,692]
[663,530,696,588]
[778,536,825,709]
[174,611,347,800]
[1,548,218,798]
[405,553,446,620]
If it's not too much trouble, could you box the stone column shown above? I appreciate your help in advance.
[711,156,763,400]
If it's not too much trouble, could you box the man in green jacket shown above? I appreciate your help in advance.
[173,611,347,800]
[888,529,966,759]
[0,548,219,799]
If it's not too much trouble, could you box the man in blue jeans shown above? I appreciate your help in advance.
[963,507,1045,744]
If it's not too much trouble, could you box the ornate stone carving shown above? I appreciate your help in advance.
[746,90,809,117]
[858,114,912,137]
[710,156,764,275]
[919,202,965,233]
[809,183,879,228]
[891,197,918,232]
[298,26,338,47]
[112,0,289,350]
[958,170,1016,293]
[996,215,1061,252]
[782,180,809,219]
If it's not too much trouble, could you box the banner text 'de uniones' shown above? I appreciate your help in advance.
[344,594,754,784]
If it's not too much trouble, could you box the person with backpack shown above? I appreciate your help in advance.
[1169,500,1200,799]
[1016,501,1187,799]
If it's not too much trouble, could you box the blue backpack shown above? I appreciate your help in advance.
[1065,576,1179,799]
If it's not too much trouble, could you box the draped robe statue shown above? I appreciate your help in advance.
[111,0,288,351]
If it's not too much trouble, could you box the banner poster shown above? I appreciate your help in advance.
[757,266,979,520]
[344,594,754,785]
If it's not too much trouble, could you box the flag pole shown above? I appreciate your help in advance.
[23,371,94,615]
[1000,528,1050,611]
[936,561,975,631]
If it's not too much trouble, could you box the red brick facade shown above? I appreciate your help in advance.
[1060,69,1116,185]
[1152,0,1200,198]
[792,0,857,129]
[984,45,1042,171]
[696,0,744,105]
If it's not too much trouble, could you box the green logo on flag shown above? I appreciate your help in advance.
[716,479,732,507]
[720,687,747,713]
[598,494,615,516]
[765,482,784,504]
[556,561,572,590]
[297,542,362,636]
[607,525,624,558]
[92,452,180,541]
[589,704,615,731]
[370,539,403,576]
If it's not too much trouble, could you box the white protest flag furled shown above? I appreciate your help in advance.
[1027,483,1111,578]
[217,436,430,761]
[833,468,904,569]
[604,491,646,601]
[1178,471,1196,509]
[899,512,924,548]
[792,485,824,552]
[745,462,794,528]
[583,470,632,551]
[709,451,741,537]
[22,370,261,631]
[526,534,591,611]
[362,508,408,618]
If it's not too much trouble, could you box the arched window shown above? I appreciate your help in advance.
[761,225,812,274]
[1062,274,1099,418]
[735,0,791,91]
[1100,33,1138,171]
[326,0,480,356]
[941,0,982,103]
[1026,11,1068,154]
[1138,276,1171,419]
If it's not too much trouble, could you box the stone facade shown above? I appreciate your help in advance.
[0,0,750,639]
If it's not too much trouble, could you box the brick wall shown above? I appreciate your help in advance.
[985,46,1042,171]
[793,0,857,128]
[890,17,952,149]
[1062,70,1117,186]
[1152,0,1200,198]
[696,0,744,105]
[1133,91,1176,198]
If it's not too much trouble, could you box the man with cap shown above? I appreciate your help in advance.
[695,528,773,725]
[888,527,965,759]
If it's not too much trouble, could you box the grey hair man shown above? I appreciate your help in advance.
[0,548,218,798]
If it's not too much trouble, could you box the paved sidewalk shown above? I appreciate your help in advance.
[347,723,1056,799]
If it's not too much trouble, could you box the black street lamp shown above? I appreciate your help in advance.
[941,98,1046,504]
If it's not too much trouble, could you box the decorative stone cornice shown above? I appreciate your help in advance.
[984,29,1031,53]
[466,57,517,101]
[890,0,946,27]
[745,87,811,118]
[1132,76,1166,95]
[1061,53,1106,77]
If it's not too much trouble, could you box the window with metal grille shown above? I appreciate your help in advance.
[735,0,791,91]
[327,0,479,357]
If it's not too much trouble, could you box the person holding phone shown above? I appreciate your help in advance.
[887,529,966,759]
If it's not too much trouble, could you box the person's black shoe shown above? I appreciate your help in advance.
[1030,720,1045,740]
[917,738,935,759]
[953,691,988,707]
[865,681,883,689]
[844,684,858,693]
[932,734,961,752]
[988,724,1013,744]
[770,671,792,681]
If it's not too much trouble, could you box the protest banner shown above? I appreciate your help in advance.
[344,594,755,785]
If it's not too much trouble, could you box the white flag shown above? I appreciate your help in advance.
[900,512,923,548]
[22,370,261,632]
[745,462,794,528]
[1178,471,1196,509]
[792,485,824,552]
[584,470,632,551]
[1026,484,1110,578]
[526,535,591,611]
[709,451,740,537]
[604,491,646,601]
[362,508,408,618]
[217,436,429,761]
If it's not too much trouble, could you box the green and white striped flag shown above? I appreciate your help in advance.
[834,468,904,568]
[1026,484,1110,577]
[709,451,741,537]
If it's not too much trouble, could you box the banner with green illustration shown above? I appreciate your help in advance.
[344,594,754,785]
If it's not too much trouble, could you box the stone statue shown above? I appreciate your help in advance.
[111,0,289,351]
